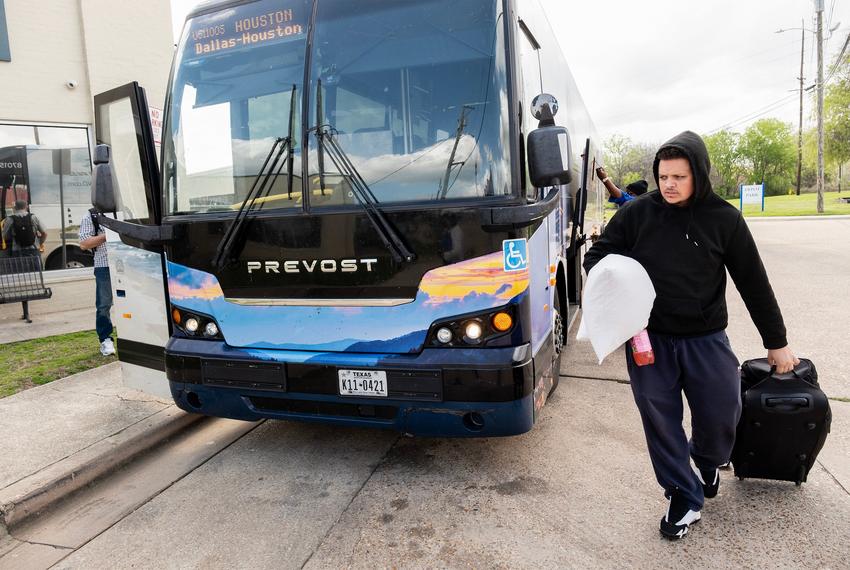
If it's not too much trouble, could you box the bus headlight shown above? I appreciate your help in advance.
[171,306,223,340]
[426,306,516,347]
[464,321,483,342]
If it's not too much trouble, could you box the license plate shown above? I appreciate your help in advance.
[338,369,388,397]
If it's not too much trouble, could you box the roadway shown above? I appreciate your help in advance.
[20,217,850,569]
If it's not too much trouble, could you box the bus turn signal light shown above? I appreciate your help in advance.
[492,312,513,332]
[172,309,182,324]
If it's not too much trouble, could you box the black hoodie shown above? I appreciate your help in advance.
[583,131,787,349]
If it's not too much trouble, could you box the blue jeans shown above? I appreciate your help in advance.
[12,247,40,258]
[94,267,114,342]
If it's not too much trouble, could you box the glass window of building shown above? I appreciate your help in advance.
[0,123,94,270]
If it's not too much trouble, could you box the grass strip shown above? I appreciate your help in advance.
[604,190,850,222]
[729,191,850,217]
[0,330,116,399]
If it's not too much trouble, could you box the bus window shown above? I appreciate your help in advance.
[164,0,310,215]
[517,20,543,196]
[307,0,511,205]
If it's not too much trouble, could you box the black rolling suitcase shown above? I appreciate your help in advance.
[731,358,831,485]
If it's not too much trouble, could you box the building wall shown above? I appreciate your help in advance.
[0,1,92,124]
[0,0,173,271]
[80,0,175,112]
[0,0,174,124]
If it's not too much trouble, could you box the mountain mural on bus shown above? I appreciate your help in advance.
[166,251,529,354]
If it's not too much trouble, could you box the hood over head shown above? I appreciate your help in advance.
[652,130,713,205]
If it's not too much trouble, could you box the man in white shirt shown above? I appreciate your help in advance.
[79,209,114,356]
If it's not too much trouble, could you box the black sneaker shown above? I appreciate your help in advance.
[660,494,701,540]
[693,464,720,499]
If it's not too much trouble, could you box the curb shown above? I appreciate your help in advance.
[0,406,205,533]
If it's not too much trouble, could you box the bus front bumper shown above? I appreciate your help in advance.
[165,338,536,437]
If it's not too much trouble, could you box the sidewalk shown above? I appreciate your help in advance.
[0,363,201,539]
[0,272,98,344]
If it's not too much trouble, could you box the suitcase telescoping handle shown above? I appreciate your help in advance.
[762,393,813,412]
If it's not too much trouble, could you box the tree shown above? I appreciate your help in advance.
[703,130,742,197]
[602,135,657,188]
[601,134,634,184]
[824,46,850,189]
[738,119,797,196]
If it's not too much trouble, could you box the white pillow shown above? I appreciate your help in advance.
[576,254,656,364]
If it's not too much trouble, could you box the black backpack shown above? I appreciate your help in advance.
[12,214,37,248]
[89,208,101,235]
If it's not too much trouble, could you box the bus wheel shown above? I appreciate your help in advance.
[549,292,564,397]
[65,250,93,268]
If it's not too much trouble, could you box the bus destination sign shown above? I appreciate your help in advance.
[189,5,305,58]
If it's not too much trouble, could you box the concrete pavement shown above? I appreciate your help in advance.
[0,271,97,343]
[0,362,205,561]
[48,371,850,569]
[0,364,169,491]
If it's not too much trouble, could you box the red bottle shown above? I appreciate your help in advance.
[630,329,655,366]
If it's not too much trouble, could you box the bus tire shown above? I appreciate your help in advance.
[44,246,94,270]
[549,289,564,397]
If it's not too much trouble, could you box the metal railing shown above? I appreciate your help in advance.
[0,256,53,323]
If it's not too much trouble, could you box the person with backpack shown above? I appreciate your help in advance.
[2,200,47,257]
[79,208,114,356]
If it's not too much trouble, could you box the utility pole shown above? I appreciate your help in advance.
[796,20,805,196]
[816,0,825,213]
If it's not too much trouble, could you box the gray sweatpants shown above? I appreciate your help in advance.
[626,330,741,510]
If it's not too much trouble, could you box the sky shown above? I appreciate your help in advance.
[169,0,850,146]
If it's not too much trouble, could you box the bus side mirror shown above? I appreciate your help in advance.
[92,144,117,213]
[527,125,573,188]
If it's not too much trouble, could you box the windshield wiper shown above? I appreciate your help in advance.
[312,124,416,264]
[212,85,297,270]
[311,85,415,264]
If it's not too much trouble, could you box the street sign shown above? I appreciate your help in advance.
[740,183,764,212]
[148,106,163,146]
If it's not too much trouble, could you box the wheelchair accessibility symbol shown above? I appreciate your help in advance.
[502,239,528,272]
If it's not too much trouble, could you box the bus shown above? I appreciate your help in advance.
[92,0,604,437]
[0,144,95,269]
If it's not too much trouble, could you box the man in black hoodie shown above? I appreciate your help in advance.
[584,131,798,540]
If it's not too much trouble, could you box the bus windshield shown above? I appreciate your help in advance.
[164,0,510,215]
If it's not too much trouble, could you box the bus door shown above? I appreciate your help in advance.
[93,82,171,398]
[566,138,591,306]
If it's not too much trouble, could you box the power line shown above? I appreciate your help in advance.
[707,92,799,133]
[824,31,850,85]
[602,46,804,124]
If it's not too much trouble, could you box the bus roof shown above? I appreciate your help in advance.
[186,0,263,20]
